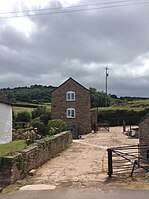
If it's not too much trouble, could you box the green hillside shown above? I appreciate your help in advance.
[1,85,56,104]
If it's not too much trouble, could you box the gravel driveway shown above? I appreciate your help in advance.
[32,127,139,188]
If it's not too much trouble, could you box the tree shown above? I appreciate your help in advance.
[110,94,118,99]
[1,84,56,104]
[89,87,110,108]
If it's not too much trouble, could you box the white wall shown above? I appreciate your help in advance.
[0,103,12,144]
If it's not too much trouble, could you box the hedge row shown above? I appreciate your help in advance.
[97,108,149,126]
[12,103,39,108]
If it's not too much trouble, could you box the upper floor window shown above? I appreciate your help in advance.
[66,91,75,101]
[67,108,75,118]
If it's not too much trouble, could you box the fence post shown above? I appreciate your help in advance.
[107,148,113,177]
[130,160,137,177]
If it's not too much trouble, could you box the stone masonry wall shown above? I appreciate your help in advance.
[139,117,149,161]
[0,131,72,185]
[51,78,91,134]
[139,117,149,145]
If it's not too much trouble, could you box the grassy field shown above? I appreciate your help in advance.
[12,103,51,114]
[0,140,27,157]
[97,99,149,111]
[113,99,149,109]
[12,106,35,114]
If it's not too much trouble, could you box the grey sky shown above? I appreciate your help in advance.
[0,0,149,97]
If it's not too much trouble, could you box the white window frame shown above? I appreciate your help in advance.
[67,108,75,118]
[66,91,75,101]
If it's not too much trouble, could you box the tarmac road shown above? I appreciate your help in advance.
[0,188,149,199]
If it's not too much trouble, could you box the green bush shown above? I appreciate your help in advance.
[40,112,51,126]
[15,111,31,123]
[31,117,40,124]
[32,106,49,119]
[32,121,47,136]
[48,119,67,135]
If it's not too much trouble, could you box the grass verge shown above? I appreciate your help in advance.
[0,140,27,157]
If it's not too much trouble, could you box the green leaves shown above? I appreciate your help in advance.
[48,119,67,135]
[89,87,110,108]
[16,111,31,123]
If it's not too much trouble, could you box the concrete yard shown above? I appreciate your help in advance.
[30,126,139,189]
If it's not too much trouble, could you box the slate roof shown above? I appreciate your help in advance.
[52,77,90,94]
[0,91,11,105]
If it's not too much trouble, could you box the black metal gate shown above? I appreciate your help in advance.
[107,145,149,177]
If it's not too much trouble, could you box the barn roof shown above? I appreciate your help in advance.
[0,91,11,105]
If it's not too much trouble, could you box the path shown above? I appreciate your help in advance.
[31,127,138,188]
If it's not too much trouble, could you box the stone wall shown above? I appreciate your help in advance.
[0,131,72,185]
[139,117,149,145]
[139,117,149,161]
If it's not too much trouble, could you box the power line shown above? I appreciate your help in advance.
[0,0,145,15]
[0,0,149,19]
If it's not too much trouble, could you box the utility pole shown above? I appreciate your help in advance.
[105,67,110,107]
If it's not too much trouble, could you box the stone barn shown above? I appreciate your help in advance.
[139,113,149,161]
[0,92,12,144]
[51,77,91,134]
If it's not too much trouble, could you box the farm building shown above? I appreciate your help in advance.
[0,92,12,144]
[51,77,92,135]
[139,113,149,160]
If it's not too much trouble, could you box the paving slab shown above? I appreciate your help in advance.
[20,184,56,191]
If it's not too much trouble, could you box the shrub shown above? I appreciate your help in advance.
[12,128,42,144]
[40,112,51,126]
[31,117,40,124]
[32,121,47,136]
[48,119,67,135]
[32,106,49,119]
[16,111,31,123]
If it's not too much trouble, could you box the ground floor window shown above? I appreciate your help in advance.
[67,108,75,118]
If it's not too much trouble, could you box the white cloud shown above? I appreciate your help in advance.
[58,0,80,6]
[8,18,35,37]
